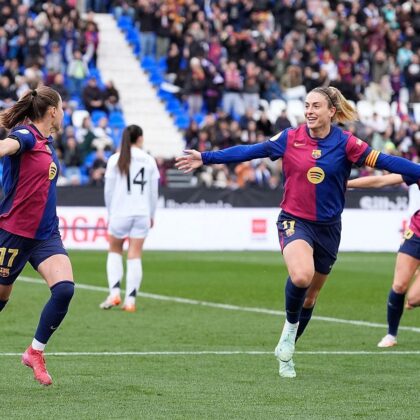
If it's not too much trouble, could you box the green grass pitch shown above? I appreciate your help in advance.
[1,251,419,419]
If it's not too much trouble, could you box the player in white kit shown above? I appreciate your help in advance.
[100,125,159,312]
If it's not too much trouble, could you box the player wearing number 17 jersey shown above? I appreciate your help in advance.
[100,125,159,312]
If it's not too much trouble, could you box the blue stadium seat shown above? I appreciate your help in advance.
[109,111,125,128]
[91,110,108,125]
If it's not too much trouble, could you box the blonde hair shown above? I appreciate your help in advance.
[311,86,358,124]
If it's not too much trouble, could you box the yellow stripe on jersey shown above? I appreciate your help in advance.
[365,150,380,167]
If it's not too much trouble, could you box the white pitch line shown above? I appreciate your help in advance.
[1,350,420,357]
[18,276,420,333]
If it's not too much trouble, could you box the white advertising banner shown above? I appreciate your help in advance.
[57,207,409,252]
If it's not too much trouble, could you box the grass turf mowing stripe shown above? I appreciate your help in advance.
[18,276,420,334]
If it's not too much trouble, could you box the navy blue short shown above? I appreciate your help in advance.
[399,229,420,260]
[0,229,67,285]
[277,211,342,275]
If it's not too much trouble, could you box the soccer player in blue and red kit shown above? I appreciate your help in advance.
[176,86,420,378]
[0,86,74,386]
[348,173,420,347]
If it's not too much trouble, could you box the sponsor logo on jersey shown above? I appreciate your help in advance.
[312,149,321,159]
[49,162,57,180]
[307,167,325,184]
[0,267,10,277]
[403,229,414,240]
[356,138,362,146]
[17,129,30,135]
[293,141,305,147]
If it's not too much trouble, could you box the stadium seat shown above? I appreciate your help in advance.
[356,100,374,122]
[109,111,125,128]
[268,99,287,124]
[373,101,391,119]
[72,110,90,128]
[91,110,108,125]
[413,103,420,124]
[390,101,408,117]
[286,99,305,125]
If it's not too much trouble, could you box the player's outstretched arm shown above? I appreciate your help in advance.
[0,137,21,157]
[175,149,203,173]
[347,174,403,189]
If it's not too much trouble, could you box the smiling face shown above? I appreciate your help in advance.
[304,91,336,135]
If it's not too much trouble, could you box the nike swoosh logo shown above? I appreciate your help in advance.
[294,142,305,147]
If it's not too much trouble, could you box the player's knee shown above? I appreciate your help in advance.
[51,281,75,306]
[392,283,409,295]
[289,269,314,288]
[0,299,8,312]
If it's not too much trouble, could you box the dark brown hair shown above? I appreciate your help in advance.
[0,86,61,129]
[117,124,143,175]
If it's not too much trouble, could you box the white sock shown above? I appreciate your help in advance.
[107,252,123,297]
[125,258,142,306]
[32,338,46,351]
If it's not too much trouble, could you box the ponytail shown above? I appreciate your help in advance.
[311,86,358,124]
[0,86,61,129]
[117,124,143,175]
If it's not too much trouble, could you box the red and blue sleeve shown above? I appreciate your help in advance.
[201,129,289,164]
[346,134,420,180]
[8,126,36,154]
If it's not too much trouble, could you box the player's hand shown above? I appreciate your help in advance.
[175,149,203,173]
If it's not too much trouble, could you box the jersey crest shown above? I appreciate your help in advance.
[312,149,322,159]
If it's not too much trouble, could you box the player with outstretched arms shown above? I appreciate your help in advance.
[176,86,420,378]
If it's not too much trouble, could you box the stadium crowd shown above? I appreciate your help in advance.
[0,0,419,189]
[115,0,420,189]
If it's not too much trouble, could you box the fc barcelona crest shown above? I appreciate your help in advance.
[312,149,322,159]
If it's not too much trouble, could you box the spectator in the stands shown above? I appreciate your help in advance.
[82,77,107,114]
[103,80,121,113]
[137,0,156,60]
[165,43,181,84]
[89,150,107,186]
[184,57,206,117]
[0,75,17,107]
[274,110,292,133]
[66,39,94,96]
[155,3,171,60]
[204,63,224,114]
[24,61,43,89]
[222,61,244,117]
[63,136,83,185]
[92,117,114,151]
[242,62,261,114]
[45,42,65,85]
[49,73,70,103]
[76,115,96,159]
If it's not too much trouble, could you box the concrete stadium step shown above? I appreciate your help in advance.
[93,13,184,158]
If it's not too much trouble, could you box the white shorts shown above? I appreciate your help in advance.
[108,216,150,239]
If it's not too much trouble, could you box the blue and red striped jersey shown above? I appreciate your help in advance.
[266,125,368,221]
[0,124,60,239]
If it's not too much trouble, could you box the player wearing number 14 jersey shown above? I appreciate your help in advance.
[100,125,159,312]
